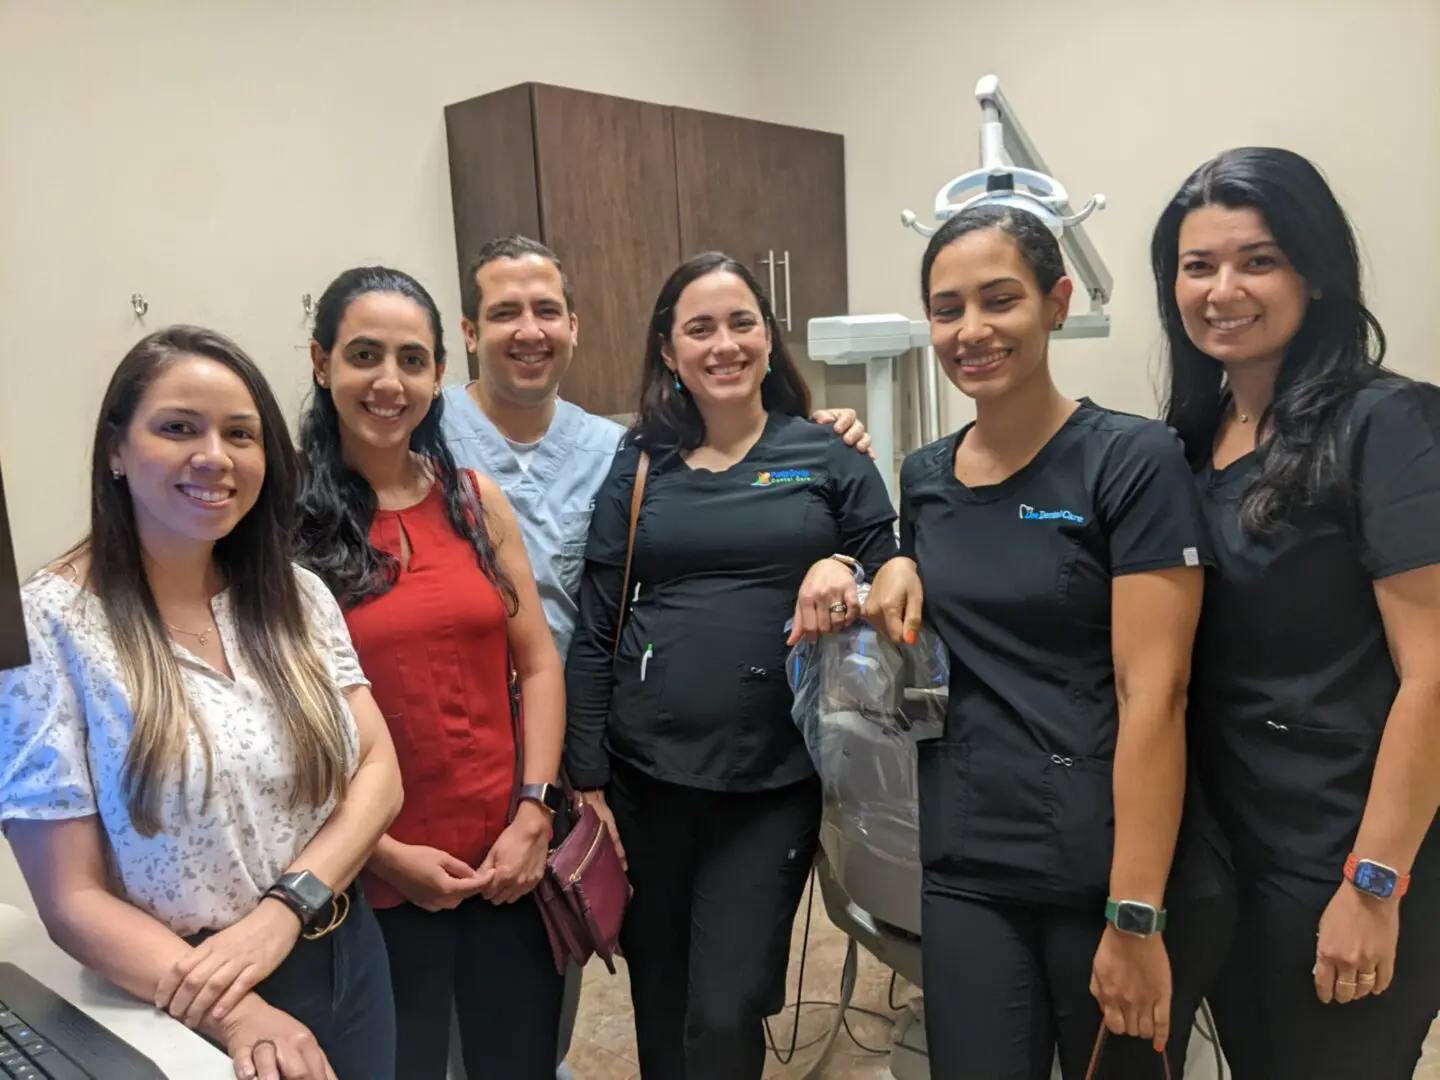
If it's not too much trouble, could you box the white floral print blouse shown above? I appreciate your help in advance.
[0,565,365,938]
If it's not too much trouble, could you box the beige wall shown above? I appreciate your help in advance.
[756,0,1440,429]
[2,0,1438,903]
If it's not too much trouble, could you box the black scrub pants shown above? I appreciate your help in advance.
[608,761,821,1080]
[373,890,563,1080]
[920,880,1235,1080]
[1208,875,1440,1080]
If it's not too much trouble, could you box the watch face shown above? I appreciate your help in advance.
[1353,861,1398,899]
[1114,902,1157,936]
[287,871,333,915]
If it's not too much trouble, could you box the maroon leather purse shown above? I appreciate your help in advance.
[505,664,631,975]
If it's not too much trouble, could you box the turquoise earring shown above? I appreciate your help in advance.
[674,374,683,392]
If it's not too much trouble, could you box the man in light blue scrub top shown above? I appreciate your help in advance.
[440,235,868,1077]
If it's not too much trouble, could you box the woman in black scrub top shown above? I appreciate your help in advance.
[865,204,1233,1080]
[563,251,897,1079]
[1154,146,1440,1079]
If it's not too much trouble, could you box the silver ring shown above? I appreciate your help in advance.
[828,602,849,615]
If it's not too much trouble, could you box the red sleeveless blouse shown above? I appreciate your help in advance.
[343,478,514,910]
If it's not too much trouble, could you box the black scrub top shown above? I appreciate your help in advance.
[1191,378,1440,905]
[902,400,1225,909]
[564,412,898,793]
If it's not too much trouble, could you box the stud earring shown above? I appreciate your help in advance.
[111,469,123,480]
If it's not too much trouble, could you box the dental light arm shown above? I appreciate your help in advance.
[902,75,1113,339]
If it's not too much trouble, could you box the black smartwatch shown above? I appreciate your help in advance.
[518,782,567,816]
[264,870,334,930]
[1105,898,1167,938]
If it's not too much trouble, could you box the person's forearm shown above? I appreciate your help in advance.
[42,887,252,1042]
[519,658,566,787]
[1109,690,1186,907]
[1352,677,1440,873]
[563,565,627,789]
[285,752,403,895]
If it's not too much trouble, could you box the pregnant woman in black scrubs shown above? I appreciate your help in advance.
[563,252,897,1079]
[1153,146,1440,1079]
[865,204,1233,1080]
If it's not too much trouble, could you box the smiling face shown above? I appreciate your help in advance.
[110,355,266,550]
[461,254,578,408]
[1175,204,1310,370]
[312,290,443,458]
[662,269,772,412]
[925,228,1071,402]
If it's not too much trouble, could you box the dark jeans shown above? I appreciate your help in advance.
[193,889,395,1080]
[608,763,821,1080]
[1209,876,1440,1079]
[373,892,563,1080]
[920,883,1235,1080]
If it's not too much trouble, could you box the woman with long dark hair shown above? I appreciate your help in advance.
[863,205,1231,1078]
[294,267,566,1079]
[1154,146,1440,1077]
[0,326,403,1080]
[563,252,898,1078]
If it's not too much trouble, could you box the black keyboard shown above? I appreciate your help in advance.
[0,964,168,1079]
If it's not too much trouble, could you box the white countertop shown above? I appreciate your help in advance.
[0,902,233,1078]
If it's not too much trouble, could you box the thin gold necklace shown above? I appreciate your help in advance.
[167,622,217,647]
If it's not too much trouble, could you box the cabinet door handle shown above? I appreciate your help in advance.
[761,250,777,317]
[780,250,793,332]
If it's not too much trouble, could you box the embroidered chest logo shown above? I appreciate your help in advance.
[1018,503,1086,524]
[753,468,813,488]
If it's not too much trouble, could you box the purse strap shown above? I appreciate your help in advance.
[612,450,650,657]
[1085,1028,1172,1080]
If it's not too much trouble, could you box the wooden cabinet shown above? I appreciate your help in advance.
[0,459,28,673]
[672,108,847,340]
[445,84,847,419]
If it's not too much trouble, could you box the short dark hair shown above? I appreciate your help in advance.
[630,251,810,453]
[920,203,1066,311]
[1153,147,1388,534]
[461,235,575,321]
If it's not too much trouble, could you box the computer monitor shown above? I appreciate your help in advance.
[0,455,29,673]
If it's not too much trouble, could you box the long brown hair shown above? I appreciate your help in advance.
[83,326,352,835]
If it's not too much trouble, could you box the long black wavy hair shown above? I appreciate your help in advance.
[294,266,518,613]
[1154,147,1390,534]
[629,251,810,453]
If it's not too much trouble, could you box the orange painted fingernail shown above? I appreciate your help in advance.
[904,630,917,644]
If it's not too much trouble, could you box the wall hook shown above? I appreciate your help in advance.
[131,293,148,318]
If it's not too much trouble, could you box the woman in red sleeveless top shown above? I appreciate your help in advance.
[293,267,566,1079]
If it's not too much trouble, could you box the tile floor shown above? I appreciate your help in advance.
[567,885,1440,1079]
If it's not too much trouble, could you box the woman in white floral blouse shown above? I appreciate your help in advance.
[0,325,403,1080]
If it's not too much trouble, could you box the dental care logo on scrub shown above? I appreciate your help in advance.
[752,469,812,488]
[1018,503,1086,524]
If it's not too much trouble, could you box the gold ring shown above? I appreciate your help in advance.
[1335,979,1357,989]
[1357,972,1378,984]
[828,602,849,615]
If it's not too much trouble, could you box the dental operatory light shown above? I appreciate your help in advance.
[901,75,1113,339]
